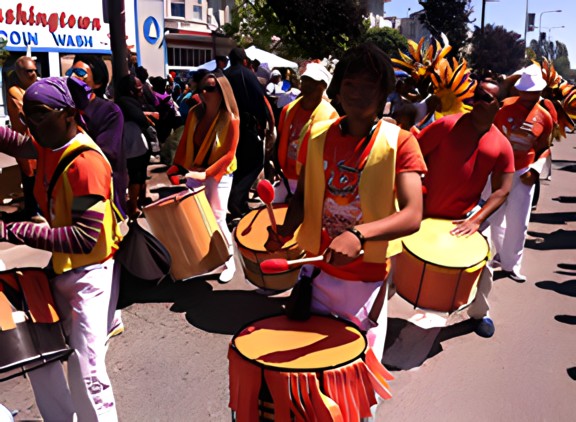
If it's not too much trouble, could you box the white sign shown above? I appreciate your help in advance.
[0,1,137,54]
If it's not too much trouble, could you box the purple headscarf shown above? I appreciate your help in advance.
[23,76,92,110]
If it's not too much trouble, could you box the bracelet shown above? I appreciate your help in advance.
[346,227,366,246]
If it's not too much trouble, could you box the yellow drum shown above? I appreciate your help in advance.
[235,205,304,291]
[228,314,393,421]
[144,188,230,281]
[394,218,489,313]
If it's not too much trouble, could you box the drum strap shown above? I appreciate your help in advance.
[285,267,320,321]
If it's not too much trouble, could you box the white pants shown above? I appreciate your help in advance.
[488,168,534,274]
[301,264,390,361]
[466,265,493,319]
[203,174,234,247]
[27,260,119,422]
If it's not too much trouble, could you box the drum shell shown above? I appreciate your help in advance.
[393,218,488,313]
[0,268,72,381]
[144,189,230,281]
[234,205,304,291]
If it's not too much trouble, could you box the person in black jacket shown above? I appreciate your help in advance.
[224,47,273,221]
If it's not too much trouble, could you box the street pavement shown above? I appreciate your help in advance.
[1,135,575,421]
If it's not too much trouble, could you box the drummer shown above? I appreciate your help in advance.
[266,43,427,361]
[0,77,121,420]
[273,62,338,202]
[167,72,240,283]
[416,75,514,338]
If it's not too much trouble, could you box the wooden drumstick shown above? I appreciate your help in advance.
[260,256,324,274]
[256,179,277,233]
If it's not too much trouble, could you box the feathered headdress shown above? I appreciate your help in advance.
[391,33,452,83]
[429,57,477,117]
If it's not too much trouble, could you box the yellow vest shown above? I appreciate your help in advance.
[51,135,122,274]
[297,119,402,263]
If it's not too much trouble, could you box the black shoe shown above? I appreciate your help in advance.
[473,317,495,338]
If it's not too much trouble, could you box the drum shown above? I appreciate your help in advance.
[235,205,304,291]
[228,314,393,421]
[144,188,230,281]
[394,218,489,313]
[0,268,73,382]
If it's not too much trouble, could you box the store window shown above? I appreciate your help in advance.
[192,5,202,20]
[171,0,186,18]
[168,47,212,67]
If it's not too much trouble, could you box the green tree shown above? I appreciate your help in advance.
[418,0,473,58]
[361,27,408,59]
[469,24,524,75]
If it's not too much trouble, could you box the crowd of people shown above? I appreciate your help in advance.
[0,36,570,420]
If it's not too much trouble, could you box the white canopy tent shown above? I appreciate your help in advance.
[245,46,298,69]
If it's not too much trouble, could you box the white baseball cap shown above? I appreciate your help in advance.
[270,69,282,77]
[301,63,331,86]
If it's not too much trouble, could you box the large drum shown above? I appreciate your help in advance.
[394,218,489,313]
[235,205,304,291]
[0,268,73,382]
[144,188,230,281]
[228,314,393,421]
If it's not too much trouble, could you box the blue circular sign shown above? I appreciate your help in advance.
[143,17,160,45]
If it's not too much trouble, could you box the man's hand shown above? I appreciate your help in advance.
[451,218,481,237]
[323,230,363,266]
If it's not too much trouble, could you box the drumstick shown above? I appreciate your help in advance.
[240,207,264,236]
[261,250,366,274]
[260,256,324,274]
[256,179,277,233]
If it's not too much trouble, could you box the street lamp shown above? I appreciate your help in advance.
[539,10,562,46]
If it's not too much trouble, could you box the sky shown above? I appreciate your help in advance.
[384,0,575,67]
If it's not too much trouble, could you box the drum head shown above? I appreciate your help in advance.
[232,315,366,371]
[402,218,489,268]
[235,205,300,253]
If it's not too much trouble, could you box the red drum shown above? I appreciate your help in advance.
[0,268,72,382]
[144,188,230,281]
[235,205,305,291]
[228,314,394,421]
[394,218,489,313]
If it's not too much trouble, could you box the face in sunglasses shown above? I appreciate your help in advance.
[473,86,495,104]
[200,84,219,93]
[66,67,89,79]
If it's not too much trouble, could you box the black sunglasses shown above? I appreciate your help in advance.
[473,87,495,103]
[201,85,218,93]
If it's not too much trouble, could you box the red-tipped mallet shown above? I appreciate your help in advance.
[256,179,277,232]
[260,256,325,274]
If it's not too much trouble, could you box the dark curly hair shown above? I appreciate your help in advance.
[327,42,396,114]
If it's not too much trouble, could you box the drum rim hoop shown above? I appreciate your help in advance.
[401,242,489,269]
[230,313,367,373]
[144,187,205,209]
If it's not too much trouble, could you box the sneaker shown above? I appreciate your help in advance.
[503,270,527,283]
[218,257,236,284]
[473,317,495,338]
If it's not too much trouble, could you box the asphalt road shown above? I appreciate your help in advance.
[1,135,575,421]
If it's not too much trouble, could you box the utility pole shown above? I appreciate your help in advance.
[105,0,129,97]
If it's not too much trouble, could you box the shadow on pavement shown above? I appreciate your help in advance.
[382,318,475,371]
[529,212,576,225]
[558,263,576,270]
[117,272,287,336]
[535,279,576,298]
[526,230,576,250]
[552,196,576,204]
[554,315,576,325]
[568,367,576,381]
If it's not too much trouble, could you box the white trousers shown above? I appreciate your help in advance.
[27,260,119,422]
[301,264,390,361]
[488,168,534,274]
[203,174,234,248]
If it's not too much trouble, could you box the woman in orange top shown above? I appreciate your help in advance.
[168,73,240,283]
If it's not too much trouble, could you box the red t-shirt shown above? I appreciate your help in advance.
[493,98,553,170]
[278,105,313,180]
[417,113,514,219]
[301,119,427,281]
